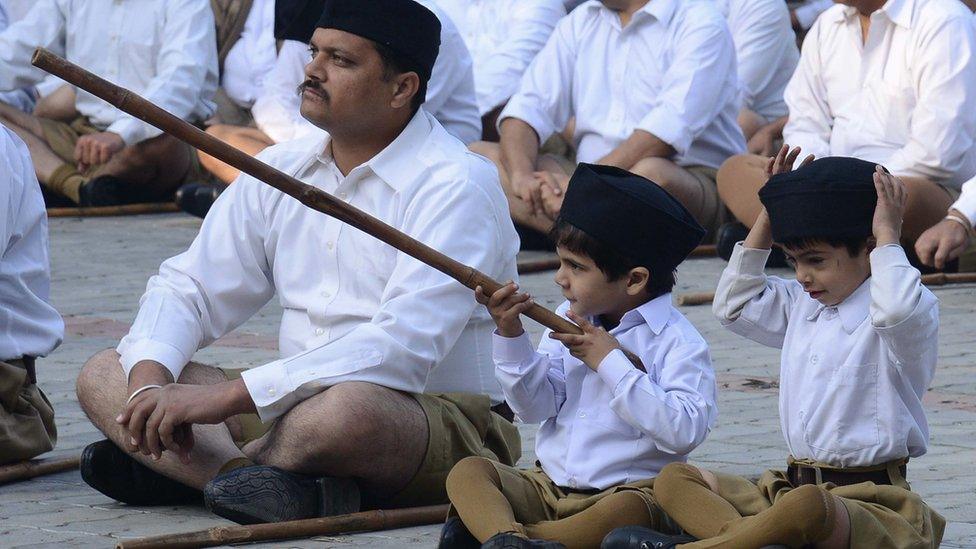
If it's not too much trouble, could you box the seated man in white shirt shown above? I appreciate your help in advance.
[179,0,483,218]
[471,0,745,240]
[0,123,64,465]
[715,0,976,258]
[719,0,799,156]
[74,0,521,525]
[915,176,976,270]
[0,0,218,207]
[434,0,565,140]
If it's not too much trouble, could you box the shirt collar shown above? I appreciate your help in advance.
[588,0,675,27]
[315,109,432,192]
[804,278,871,334]
[834,0,912,29]
[603,292,672,335]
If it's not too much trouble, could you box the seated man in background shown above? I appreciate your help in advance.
[434,0,565,141]
[915,175,976,270]
[0,0,218,207]
[472,0,744,241]
[715,0,976,261]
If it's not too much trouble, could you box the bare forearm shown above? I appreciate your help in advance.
[499,118,541,179]
[128,360,175,391]
[600,130,675,170]
[744,209,774,249]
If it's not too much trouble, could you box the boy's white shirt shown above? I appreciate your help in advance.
[713,243,937,468]
[493,294,718,491]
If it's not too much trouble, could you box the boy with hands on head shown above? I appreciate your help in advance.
[440,163,718,549]
[605,151,945,549]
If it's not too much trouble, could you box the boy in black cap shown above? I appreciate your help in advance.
[604,151,945,548]
[439,163,719,549]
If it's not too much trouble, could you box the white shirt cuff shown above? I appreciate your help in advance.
[729,242,771,275]
[869,243,909,269]
[638,106,693,157]
[106,117,157,146]
[116,338,188,382]
[950,193,976,229]
[497,97,556,145]
[492,331,538,365]
[240,359,299,422]
[596,348,635,392]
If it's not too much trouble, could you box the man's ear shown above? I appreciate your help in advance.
[391,72,420,110]
[625,267,650,296]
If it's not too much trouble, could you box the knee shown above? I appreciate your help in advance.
[655,462,706,510]
[76,349,123,405]
[446,456,497,492]
[630,157,673,184]
[468,140,500,162]
[779,484,833,529]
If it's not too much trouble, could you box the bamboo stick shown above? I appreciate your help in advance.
[0,456,81,485]
[115,504,449,549]
[47,203,178,217]
[676,272,976,307]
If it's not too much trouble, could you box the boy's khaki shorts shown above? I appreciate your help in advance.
[220,367,521,508]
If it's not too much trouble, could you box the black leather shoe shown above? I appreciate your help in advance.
[716,222,749,262]
[175,182,223,219]
[600,526,696,549]
[79,439,201,506]
[437,516,480,549]
[204,465,361,524]
[481,532,566,548]
[78,175,145,207]
[514,223,555,252]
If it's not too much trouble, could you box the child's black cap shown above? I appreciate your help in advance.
[759,156,879,243]
[558,163,705,277]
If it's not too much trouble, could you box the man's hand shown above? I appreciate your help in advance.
[535,171,569,219]
[915,211,972,269]
[872,166,907,246]
[475,282,532,338]
[75,131,124,171]
[511,172,547,216]
[117,377,254,463]
[548,311,621,372]
[765,144,814,178]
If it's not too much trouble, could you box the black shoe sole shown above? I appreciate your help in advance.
[204,466,360,524]
[80,440,201,506]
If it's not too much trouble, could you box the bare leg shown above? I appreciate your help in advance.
[899,176,955,244]
[629,157,712,226]
[737,108,765,142]
[716,154,769,228]
[76,350,247,490]
[469,140,557,233]
[243,381,428,498]
[198,125,275,184]
[0,104,70,182]
[32,84,78,122]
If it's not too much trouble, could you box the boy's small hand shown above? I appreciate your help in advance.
[475,282,530,338]
[872,166,907,246]
[765,144,814,178]
[548,311,621,371]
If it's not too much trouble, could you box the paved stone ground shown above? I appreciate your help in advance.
[2,212,974,548]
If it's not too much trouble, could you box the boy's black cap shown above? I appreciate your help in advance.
[759,157,879,242]
[275,0,441,83]
[558,163,706,277]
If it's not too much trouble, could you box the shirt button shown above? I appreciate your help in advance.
[338,192,348,200]
[326,241,334,250]
[315,328,325,335]
[267,386,276,396]
[321,290,330,298]
[578,411,586,418]
[810,355,819,364]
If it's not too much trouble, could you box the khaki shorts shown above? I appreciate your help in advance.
[219,367,521,508]
[38,116,103,176]
[467,462,677,533]
[710,467,945,548]
[683,165,728,239]
[0,359,57,465]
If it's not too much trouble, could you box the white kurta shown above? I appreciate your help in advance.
[117,111,519,422]
[221,0,277,109]
[500,0,745,169]
[783,0,976,186]
[0,0,217,145]
[434,0,565,116]
[714,243,937,467]
[494,296,717,490]
[0,124,64,360]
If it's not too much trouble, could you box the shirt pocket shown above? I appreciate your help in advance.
[802,362,880,457]
[865,80,916,147]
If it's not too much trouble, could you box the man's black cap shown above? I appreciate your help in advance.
[558,163,706,278]
[275,0,441,83]
[759,156,880,242]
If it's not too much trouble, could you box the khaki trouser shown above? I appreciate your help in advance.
[0,359,57,465]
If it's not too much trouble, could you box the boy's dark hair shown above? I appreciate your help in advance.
[373,42,426,115]
[548,219,676,299]
[777,235,872,258]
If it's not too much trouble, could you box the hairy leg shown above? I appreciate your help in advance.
[76,349,247,490]
[716,154,769,227]
[899,176,955,244]
[629,157,710,224]
[469,140,554,233]
[198,125,275,184]
[243,381,428,498]
[32,84,78,122]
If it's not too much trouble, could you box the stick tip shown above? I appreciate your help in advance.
[30,47,46,67]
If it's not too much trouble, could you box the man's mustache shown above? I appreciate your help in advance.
[297,80,329,101]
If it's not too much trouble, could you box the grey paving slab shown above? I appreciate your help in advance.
[1,212,973,547]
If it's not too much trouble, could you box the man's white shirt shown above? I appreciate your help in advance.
[117,110,518,422]
[252,0,481,145]
[434,0,565,116]
[0,0,217,146]
[714,243,937,467]
[221,0,277,109]
[500,0,745,169]
[717,0,799,124]
[0,124,64,361]
[783,0,976,186]
[493,296,717,490]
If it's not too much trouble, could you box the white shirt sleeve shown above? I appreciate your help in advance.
[596,343,716,456]
[729,0,796,117]
[240,166,512,421]
[0,0,66,92]
[881,15,976,182]
[782,21,833,162]
[116,176,276,381]
[472,1,565,115]
[950,176,976,226]
[713,243,804,348]
[498,16,577,144]
[492,331,567,424]
[106,0,218,145]
[793,0,833,30]
[251,40,320,143]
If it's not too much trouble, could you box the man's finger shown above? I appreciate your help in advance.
[144,407,165,459]
[549,332,584,346]
[799,154,815,168]
[933,241,948,270]
[784,146,801,168]
[177,424,195,464]
[566,310,594,331]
